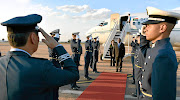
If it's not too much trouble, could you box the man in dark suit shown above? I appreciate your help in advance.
[0,14,79,100]
[70,32,81,90]
[140,7,179,100]
[115,38,125,72]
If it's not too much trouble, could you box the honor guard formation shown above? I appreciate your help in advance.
[0,6,180,100]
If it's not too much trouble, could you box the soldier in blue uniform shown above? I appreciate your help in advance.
[131,36,136,84]
[70,32,81,90]
[78,40,82,66]
[92,37,99,73]
[89,38,93,69]
[96,37,100,63]
[0,14,79,100]
[133,28,150,99]
[84,35,93,80]
[139,7,180,100]
[48,29,61,100]
[48,29,61,68]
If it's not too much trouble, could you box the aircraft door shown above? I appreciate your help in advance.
[120,16,128,31]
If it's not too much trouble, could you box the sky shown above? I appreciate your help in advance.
[0,0,180,42]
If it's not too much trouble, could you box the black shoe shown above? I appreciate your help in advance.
[71,87,78,90]
[120,69,122,72]
[131,93,137,97]
[84,77,92,80]
[95,71,100,73]
[75,85,80,88]
[116,69,118,72]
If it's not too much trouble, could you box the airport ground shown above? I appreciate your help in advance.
[0,42,180,100]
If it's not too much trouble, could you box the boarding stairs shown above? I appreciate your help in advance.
[102,22,131,60]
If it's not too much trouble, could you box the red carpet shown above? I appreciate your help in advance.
[77,72,127,100]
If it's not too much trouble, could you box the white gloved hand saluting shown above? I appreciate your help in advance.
[89,37,92,40]
[77,35,80,39]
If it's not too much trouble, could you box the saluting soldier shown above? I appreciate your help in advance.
[84,35,93,80]
[78,40,83,66]
[48,29,61,68]
[96,36,100,62]
[48,29,61,100]
[90,37,93,69]
[70,32,81,90]
[92,37,99,73]
[0,14,79,100]
[139,7,179,100]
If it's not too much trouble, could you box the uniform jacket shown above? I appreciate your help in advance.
[70,39,80,62]
[134,35,150,82]
[141,38,177,100]
[131,41,136,56]
[92,41,99,62]
[70,39,80,53]
[84,40,92,58]
[0,46,79,100]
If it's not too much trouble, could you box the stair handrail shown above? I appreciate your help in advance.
[102,21,118,59]
[120,22,130,43]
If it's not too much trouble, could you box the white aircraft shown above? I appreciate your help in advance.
[86,12,180,60]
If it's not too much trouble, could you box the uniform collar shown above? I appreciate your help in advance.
[10,48,31,57]
[152,38,170,48]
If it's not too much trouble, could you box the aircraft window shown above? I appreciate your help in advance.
[133,22,136,25]
[138,22,140,25]
[103,22,108,26]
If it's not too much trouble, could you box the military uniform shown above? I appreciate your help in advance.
[139,7,180,100]
[48,29,61,100]
[0,14,79,100]
[84,37,93,79]
[48,29,61,68]
[92,38,99,72]
[134,35,150,99]
[131,40,136,83]
[78,39,82,66]
[90,40,94,68]
[140,38,177,100]
[70,33,81,89]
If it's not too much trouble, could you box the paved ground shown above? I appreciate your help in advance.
[0,42,180,100]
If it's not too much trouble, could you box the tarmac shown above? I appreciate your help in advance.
[0,42,180,100]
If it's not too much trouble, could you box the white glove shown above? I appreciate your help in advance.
[77,35,80,39]
[97,37,99,41]
[89,37,92,40]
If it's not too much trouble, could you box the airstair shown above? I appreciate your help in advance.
[102,22,132,60]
